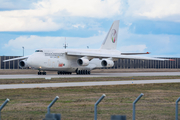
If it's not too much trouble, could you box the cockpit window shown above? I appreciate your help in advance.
[35,50,43,52]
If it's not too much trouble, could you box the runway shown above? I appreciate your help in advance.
[0,79,180,89]
[0,72,180,79]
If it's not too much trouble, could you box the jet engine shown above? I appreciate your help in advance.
[101,59,114,67]
[19,60,29,68]
[77,58,89,66]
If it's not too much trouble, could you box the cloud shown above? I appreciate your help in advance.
[0,16,61,31]
[0,0,38,10]
[72,24,85,28]
[34,0,122,18]
[120,45,147,52]
[3,25,180,57]
[4,32,106,55]
[0,0,122,31]
[117,27,180,56]
[1,0,180,32]
[4,25,180,57]
[126,0,180,21]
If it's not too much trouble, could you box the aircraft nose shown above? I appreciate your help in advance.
[26,55,33,67]
[27,55,38,68]
[27,54,44,68]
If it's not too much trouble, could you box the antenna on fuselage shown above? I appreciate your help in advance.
[63,37,68,49]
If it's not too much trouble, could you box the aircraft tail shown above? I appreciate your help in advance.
[100,20,119,50]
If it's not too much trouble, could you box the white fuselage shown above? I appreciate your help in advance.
[26,49,121,72]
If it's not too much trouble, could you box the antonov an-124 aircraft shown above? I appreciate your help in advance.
[4,20,174,75]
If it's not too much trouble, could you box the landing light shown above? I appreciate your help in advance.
[39,66,42,69]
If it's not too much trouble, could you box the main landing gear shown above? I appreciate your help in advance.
[76,70,91,75]
[38,71,46,75]
[57,71,72,75]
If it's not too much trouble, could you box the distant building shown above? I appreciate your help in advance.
[110,58,180,69]
[0,56,179,69]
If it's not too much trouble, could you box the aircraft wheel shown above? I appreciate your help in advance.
[81,70,83,75]
[38,72,41,75]
[83,70,85,74]
[78,70,80,75]
[77,70,82,75]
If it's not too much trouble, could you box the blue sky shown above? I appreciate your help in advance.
[0,0,180,57]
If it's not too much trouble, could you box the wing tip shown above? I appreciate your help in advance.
[169,59,175,61]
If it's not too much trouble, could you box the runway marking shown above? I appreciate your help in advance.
[0,79,180,90]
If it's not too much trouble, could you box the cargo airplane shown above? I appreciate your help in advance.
[3,20,173,75]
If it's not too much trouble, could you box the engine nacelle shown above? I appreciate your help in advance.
[77,58,89,66]
[19,60,29,68]
[101,59,114,67]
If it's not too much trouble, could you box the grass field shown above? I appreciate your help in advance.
[0,83,180,120]
[0,69,180,119]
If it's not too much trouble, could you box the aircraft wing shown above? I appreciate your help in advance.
[3,56,29,62]
[66,51,174,61]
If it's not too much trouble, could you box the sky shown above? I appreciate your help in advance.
[0,0,180,57]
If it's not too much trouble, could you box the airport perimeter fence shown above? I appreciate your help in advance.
[0,95,180,120]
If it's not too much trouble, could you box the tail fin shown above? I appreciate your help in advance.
[100,20,119,50]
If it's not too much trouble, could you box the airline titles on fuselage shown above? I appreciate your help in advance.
[45,53,64,58]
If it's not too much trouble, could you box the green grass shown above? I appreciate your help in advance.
[0,83,179,119]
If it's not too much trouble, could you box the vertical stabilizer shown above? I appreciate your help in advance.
[100,20,119,50]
